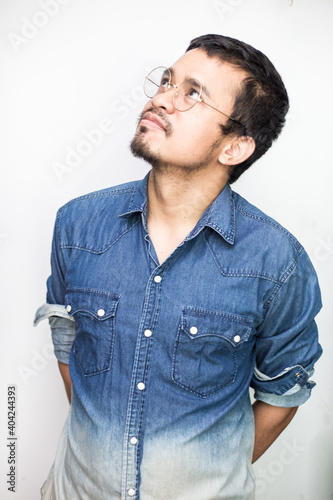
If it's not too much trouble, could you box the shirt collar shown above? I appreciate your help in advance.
[119,172,235,245]
[118,173,149,218]
[198,183,235,244]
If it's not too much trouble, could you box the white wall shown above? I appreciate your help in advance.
[1,0,332,498]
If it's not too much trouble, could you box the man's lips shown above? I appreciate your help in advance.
[140,112,167,131]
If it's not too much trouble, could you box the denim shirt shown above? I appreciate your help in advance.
[34,174,322,500]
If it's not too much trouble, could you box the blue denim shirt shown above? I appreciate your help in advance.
[34,173,322,500]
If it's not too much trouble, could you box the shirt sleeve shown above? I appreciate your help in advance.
[250,249,322,407]
[33,212,76,364]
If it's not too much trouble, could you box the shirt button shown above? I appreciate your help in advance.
[144,329,152,338]
[190,326,198,335]
[128,488,136,497]
[97,309,105,317]
[234,335,241,343]
[295,372,301,378]
[137,382,145,391]
[130,437,138,445]
[154,275,162,283]
[66,305,72,313]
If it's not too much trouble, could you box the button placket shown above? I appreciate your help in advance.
[121,268,163,498]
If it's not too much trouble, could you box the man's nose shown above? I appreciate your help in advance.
[151,86,176,113]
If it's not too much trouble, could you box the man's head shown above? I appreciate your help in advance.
[186,34,289,183]
[131,34,289,184]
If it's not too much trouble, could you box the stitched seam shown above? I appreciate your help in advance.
[203,231,281,283]
[58,186,137,213]
[234,203,303,256]
[262,250,303,318]
[60,219,141,254]
[183,306,252,327]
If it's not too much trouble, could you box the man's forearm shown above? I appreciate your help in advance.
[252,400,298,463]
[58,361,72,403]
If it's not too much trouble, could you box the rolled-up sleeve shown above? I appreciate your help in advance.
[251,250,322,407]
[34,212,75,364]
[34,303,75,364]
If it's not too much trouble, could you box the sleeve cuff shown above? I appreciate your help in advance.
[34,303,75,364]
[254,386,312,407]
[33,303,75,326]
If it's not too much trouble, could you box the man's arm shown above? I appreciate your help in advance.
[252,400,298,463]
[58,361,72,403]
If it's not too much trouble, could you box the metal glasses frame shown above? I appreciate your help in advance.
[144,66,242,126]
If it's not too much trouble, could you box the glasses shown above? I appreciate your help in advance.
[144,66,241,125]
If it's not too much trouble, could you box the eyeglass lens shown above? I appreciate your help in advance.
[144,67,201,112]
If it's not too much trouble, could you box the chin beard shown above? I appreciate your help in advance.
[130,125,164,169]
[130,107,223,174]
[130,130,222,175]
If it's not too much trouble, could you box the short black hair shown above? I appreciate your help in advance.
[186,34,289,183]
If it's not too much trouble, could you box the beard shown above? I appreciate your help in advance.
[130,107,223,174]
[130,107,171,171]
[130,125,164,169]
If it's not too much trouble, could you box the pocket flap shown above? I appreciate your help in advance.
[181,307,252,346]
[65,287,120,320]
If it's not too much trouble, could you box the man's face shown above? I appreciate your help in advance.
[130,48,246,172]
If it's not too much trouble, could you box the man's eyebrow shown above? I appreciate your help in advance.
[168,67,175,78]
[168,67,211,99]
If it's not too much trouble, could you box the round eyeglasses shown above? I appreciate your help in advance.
[144,66,241,125]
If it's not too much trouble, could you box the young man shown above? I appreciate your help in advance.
[34,34,322,499]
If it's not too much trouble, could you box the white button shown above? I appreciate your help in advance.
[66,305,72,313]
[234,335,241,343]
[128,488,136,497]
[137,382,145,391]
[144,329,152,338]
[130,437,138,445]
[97,309,105,317]
[154,275,162,283]
[190,326,198,335]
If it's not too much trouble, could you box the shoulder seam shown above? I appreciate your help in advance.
[234,202,303,256]
[58,185,137,213]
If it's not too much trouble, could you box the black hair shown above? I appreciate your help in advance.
[186,34,289,183]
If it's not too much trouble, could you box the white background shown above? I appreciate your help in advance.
[1,0,332,499]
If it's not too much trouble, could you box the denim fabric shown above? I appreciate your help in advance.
[35,173,322,500]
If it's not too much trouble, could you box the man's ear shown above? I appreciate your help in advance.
[218,136,255,166]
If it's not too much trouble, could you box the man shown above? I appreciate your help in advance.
[34,34,322,499]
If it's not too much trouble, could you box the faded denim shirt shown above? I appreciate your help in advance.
[34,174,322,500]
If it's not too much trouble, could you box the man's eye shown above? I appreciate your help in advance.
[160,77,170,88]
[187,88,200,100]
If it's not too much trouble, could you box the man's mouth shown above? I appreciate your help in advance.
[140,112,167,132]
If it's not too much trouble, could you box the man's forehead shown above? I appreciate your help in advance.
[169,48,245,94]
[170,49,220,76]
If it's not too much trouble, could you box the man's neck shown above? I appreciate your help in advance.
[146,164,228,264]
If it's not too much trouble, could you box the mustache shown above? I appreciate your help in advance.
[137,107,172,135]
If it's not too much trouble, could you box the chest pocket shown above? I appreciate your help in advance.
[65,287,120,376]
[172,307,252,398]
